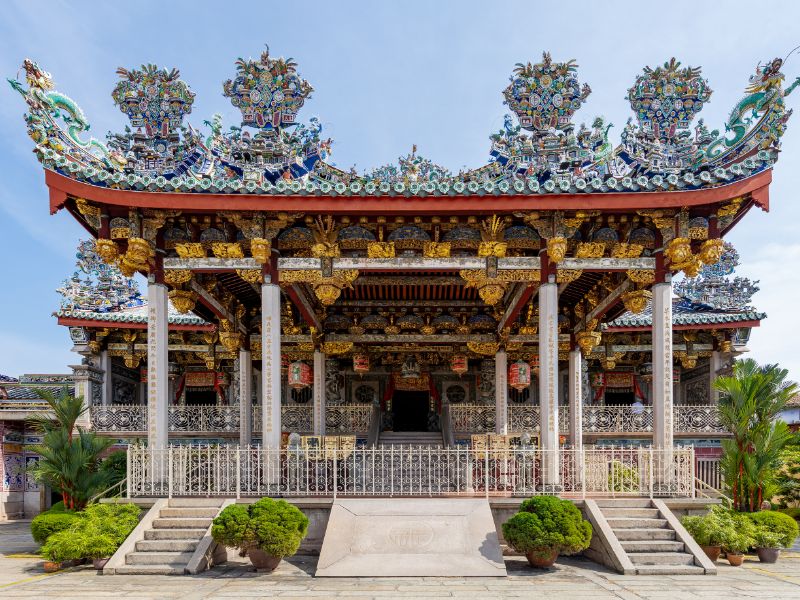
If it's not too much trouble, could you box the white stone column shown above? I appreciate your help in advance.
[568,349,583,449]
[709,350,722,404]
[652,276,673,450]
[147,280,169,448]
[261,283,282,448]
[313,349,326,436]
[538,276,560,486]
[100,350,113,406]
[495,350,508,435]
[239,348,253,446]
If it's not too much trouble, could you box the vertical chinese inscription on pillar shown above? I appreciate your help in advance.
[147,301,158,447]
[663,303,673,448]
[263,313,273,436]
[547,313,556,441]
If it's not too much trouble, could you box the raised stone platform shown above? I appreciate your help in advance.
[316,498,506,577]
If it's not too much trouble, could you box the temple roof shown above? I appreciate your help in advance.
[55,303,207,326]
[603,299,764,330]
[0,374,74,403]
[9,52,799,200]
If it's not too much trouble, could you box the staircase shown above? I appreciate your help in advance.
[596,499,711,575]
[378,431,444,447]
[114,498,225,575]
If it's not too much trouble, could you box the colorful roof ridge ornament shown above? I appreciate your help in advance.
[223,46,313,130]
[503,52,591,134]
[627,58,712,142]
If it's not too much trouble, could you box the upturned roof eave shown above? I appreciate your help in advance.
[43,166,772,216]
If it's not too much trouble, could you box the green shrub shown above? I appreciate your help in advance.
[48,501,68,513]
[777,507,800,521]
[749,510,799,548]
[37,502,140,561]
[30,511,79,545]
[502,496,592,556]
[681,505,755,551]
[211,498,309,559]
[608,461,640,493]
[753,529,784,549]
[40,528,84,563]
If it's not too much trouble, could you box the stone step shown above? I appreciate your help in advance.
[607,517,669,529]
[145,528,208,541]
[628,552,696,566]
[621,540,684,553]
[159,507,220,518]
[613,528,676,541]
[601,507,661,519]
[126,551,194,566]
[634,564,707,575]
[135,539,199,553]
[168,498,224,508]
[152,517,213,529]
[594,498,653,508]
[113,565,186,575]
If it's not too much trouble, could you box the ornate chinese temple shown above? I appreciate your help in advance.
[6,48,797,505]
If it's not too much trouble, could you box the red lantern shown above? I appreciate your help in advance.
[353,353,370,375]
[509,360,531,391]
[287,361,312,389]
[450,354,468,376]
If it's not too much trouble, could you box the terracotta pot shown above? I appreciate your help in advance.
[525,548,559,568]
[43,561,62,573]
[247,546,281,571]
[756,547,780,563]
[92,558,109,570]
[727,552,745,566]
[700,545,722,562]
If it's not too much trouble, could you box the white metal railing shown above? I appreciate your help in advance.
[696,456,723,491]
[451,404,726,435]
[126,444,695,498]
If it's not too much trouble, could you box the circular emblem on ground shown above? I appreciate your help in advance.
[386,521,434,549]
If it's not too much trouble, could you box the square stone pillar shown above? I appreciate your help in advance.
[538,276,560,487]
[652,277,673,449]
[709,350,722,404]
[100,350,113,406]
[568,349,583,449]
[147,280,169,448]
[313,349,326,436]
[261,283,282,448]
[239,348,253,446]
[495,350,508,434]
[70,363,103,428]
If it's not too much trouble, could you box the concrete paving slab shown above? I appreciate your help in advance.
[316,498,507,577]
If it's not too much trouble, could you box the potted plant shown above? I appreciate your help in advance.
[40,528,84,572]
[211,498,309,571]
[721,512,755,567]
[752,529,783,564]
[681,505,740,562]
[501,496,592,568]
[749,510,799,563]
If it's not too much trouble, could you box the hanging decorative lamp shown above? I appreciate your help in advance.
[450,354,468,376]
[353,353,370,375]
[287,361,312,389]
[509,360,531,391]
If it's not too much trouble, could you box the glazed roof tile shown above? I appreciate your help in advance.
[603,299,765,329]
[56,301,207,326]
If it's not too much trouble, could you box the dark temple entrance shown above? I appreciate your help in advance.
[392,391,430,431]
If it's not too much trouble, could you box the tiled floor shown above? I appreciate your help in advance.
[3,520,800,599]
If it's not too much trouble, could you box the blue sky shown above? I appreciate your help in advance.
[2,0,800,381]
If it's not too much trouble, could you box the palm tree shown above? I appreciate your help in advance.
[29,387,114,510]
[715,359,798,512]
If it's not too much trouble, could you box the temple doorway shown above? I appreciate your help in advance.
[185,389,217,406]
[392,391,429,431]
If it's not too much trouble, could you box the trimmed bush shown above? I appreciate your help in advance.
[681,505,756,551]
[749,510,799,548]
[502,496,592,556]
[37,502,140,562]
[211,498,309,559]
[31,510,78,545]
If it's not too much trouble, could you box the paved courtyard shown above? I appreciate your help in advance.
[3,521,800,599]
